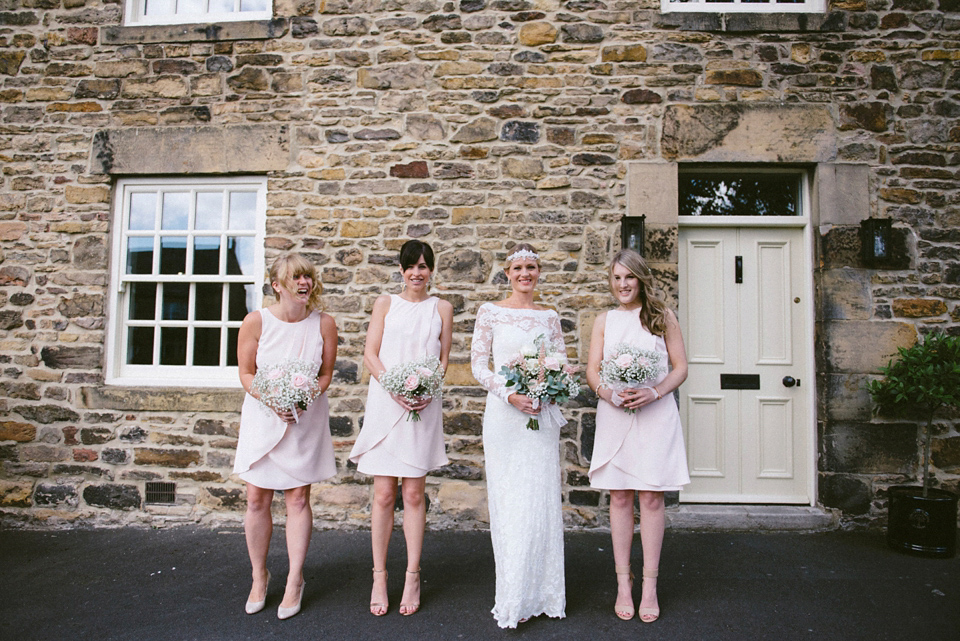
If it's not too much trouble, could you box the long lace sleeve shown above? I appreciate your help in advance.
[471,305,513,404]
[546,311,565,356]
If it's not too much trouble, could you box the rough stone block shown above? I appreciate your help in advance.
[820,269,871,320]
[438,248,489,283]
[436,480,488,522]
[0,420,36,442]
[821,422,917,474]
[0,481,33,507]
[134,448,201,468]
[821,373,874,422]
[518,22,557,46]
[818,474,871,515]
[892,299,948,318]
[83,483,141,510]
[34,483,79,506]
[819,321,917,374]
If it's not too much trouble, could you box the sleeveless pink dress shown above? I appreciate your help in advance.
[349,295,448,478]
[589,309,690,491]
[234,308,337,490]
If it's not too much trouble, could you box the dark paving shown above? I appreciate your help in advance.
[1,527,957,641]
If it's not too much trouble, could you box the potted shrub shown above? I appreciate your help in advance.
[867,332,960,558]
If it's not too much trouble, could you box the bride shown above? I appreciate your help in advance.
[470,243,567,628]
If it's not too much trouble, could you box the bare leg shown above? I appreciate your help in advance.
[610,489,636,618]
[399,476,426,614]
[370,476,398,615]
[280,485,312,609]
[244,484,274,606]
[637,490,665,621]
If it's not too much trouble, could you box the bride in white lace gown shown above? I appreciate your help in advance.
[470,244,566,629]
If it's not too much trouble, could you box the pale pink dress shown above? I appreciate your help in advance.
[349,295,448,478]
[234,308,337,490]
[589,309,690,491]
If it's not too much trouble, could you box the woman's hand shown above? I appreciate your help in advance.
[390,392,430,413]
[508,393,540,415]
[275,405,305,424]
[619,387,660,411]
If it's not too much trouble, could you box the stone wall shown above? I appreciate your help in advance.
[0,0,958,529]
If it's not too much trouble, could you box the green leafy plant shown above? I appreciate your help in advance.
[867,332,960,496]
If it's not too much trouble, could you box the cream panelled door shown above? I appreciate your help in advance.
[679,226,811,503]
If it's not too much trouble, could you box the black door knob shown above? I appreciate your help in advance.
[782,376,797,388]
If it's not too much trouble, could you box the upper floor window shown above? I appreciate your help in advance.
[662,0,825,13]
[679,167,805,217]
[107,177,266,387]
[123,0,271,27]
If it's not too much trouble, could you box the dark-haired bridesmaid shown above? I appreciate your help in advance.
[349,240,453,616]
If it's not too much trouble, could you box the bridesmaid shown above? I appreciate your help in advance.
[235,253,338,620]
[349,239,453,616]
[585,249,690,623]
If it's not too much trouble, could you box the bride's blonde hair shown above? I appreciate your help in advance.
[609,249,669,336]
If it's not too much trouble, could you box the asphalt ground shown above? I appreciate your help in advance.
[1,527,957,641]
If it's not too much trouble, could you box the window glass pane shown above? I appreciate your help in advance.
[240,0,268,11]
[226,236,256,276]
[129,283,157,320]
[161,192,190,230]
[126,237,154,274]
[228,192,257,230]
[144,0,176,15]
[160,327,187,365]
[162,282,189,320]
[195,192,223,230]
[129,193,156,231]
[227,327,240,366]
[127,327,155,365]
[160,236,187,274]
[228,283,256,321]
[195,283,224,321]
[178,0,206,13]
[193,328,221,366]
[678,172,800,216]
[209,0,235,10]
[193,237,221,275]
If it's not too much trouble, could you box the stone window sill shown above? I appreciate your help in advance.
[81,386,244,412]
[102,18,288,46]
[654,11,844,33]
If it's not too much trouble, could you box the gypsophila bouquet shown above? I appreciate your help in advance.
[379,355,444,422]
[499,334,581,431]
[251,358,322,424]
[599,343,666,414]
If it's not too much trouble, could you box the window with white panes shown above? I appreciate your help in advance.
[123,0,271,26]
[107,177,266,386]
[662,0,825,13]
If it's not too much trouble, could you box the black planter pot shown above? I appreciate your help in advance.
[887,485,958,558]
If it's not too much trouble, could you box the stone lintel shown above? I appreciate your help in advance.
[102,19,289,45]
[91,125,290,175]
[654,12,845,34]
[627,162,677,225]
[815,163,871,226]
[662,104,836,163]
[81,386,243,412]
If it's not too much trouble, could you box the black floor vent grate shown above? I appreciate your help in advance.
[145,481,176,504]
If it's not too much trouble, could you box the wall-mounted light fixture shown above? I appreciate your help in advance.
[860,218,893,268]
[620,215,646,257]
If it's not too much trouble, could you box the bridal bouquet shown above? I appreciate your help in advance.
[379,355,444,422]
[499,334,581,431]
[251,358,322,424]
[599,343,666,414]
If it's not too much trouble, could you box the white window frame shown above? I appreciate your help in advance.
[106,176,266,388]
[662,0,825,13]
[123,0,272,27]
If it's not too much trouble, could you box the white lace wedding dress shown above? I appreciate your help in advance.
[470,302,567,629]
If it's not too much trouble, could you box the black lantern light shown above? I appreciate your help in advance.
[860,218,893,268]
[620,215,646,257]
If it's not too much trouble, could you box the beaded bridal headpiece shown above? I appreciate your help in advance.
[507,248,539,262]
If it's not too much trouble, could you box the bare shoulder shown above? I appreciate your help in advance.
[319,311,338,332]
[240,309,263,329]
[436,297,454,314]
[593,310,609,328]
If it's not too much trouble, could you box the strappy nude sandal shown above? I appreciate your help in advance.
[614,565,635,620]
[399,568,420,616]
[638,567,659,623]
[370,568,388,616]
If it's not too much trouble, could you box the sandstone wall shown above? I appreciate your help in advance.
[0,0,958,529]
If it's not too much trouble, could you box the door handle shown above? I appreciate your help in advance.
[735,256,743,283]
[782,376,799,388]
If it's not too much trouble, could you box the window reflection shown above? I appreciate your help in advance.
[160,327,187,365]
[228,192,257,230]
[679,172,800,216]
[126,237,154,274]
[195,283,223,321]
[162,282,189,321]
[195,192,223,230]
[129,283,157,320]
[229,283,255,321]
[161,192,190,230]
[129,193,156,230]
[240,0,269,11]
[226,236,255,276]
[160,236,187,274]
[193,237,221,275]
[127,327,154,364]
[193,328,221,366]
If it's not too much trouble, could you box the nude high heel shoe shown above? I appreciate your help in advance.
[638,567,659,623]
[245,570,270,615]
[614,565,635,620]
[399,568,420,616]
[277,579,305,620]
[370,569,388,616]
